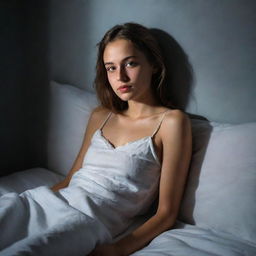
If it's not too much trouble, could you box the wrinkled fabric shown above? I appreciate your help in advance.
[132,222,256,256]
[60,129,161,237]
[0,128,160,255]
[0,186,110,256]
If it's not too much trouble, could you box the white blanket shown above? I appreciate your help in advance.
[0,186,111,256]
[1,168,256,256]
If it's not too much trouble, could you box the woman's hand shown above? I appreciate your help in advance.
[88,243,123,256]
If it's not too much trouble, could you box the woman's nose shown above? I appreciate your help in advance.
[117,66,129,82]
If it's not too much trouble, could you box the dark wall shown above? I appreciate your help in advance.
[0,1,49,174]
[25,1,50,172]
[0,1,28,174]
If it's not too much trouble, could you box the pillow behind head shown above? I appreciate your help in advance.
[47,80,98,175]
[178,119,256,244]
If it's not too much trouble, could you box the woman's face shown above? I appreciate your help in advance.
[103,39,155,102]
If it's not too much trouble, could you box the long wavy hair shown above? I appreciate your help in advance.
[94,22,174,113]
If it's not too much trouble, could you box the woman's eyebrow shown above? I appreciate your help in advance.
[104,56,137,66]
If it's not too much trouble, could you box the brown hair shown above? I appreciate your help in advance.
[94,22,172,113]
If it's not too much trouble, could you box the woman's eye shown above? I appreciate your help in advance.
[125,61,137,67]
[106,66,116,72]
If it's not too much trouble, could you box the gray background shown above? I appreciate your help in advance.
[1,0,255,174]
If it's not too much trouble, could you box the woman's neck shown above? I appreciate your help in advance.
[122,99,164,120]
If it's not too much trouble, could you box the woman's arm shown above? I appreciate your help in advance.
[89,110,192,256]
[51,106,107,192]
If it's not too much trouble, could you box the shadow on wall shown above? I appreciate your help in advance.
[151,29,204,121]
[151,29,212,221]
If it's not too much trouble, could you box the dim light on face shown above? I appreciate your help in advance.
[103,39,155,102]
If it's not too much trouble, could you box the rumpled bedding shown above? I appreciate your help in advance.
[0,186,111,256]
[0,168,63,196]
[132,222,256,256]
[1,169,256,256]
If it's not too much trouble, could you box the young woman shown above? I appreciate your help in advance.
[52,22,192,255]
[0,23,192,256]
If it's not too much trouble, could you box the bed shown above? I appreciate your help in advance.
[0,80,255,255]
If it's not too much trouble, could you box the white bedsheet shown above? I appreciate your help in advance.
[132,222,256,256]
[0,186,111,256]
[0,169,255,256]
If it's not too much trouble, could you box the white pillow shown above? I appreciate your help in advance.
[178,119,256,244]
[47,81,99,175]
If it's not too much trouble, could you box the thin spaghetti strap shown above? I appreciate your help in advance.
[151,110,170,137]
[99,112,112,130]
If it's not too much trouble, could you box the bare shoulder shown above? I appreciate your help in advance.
[88,106,111,129]
[165,109,190,125]
[91,105,109,116]
[160,109,191,138]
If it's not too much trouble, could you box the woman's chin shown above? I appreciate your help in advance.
[118,94,133,102]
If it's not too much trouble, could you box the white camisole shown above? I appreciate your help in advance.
[61,110,170,238]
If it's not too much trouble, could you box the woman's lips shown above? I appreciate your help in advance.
[118,85,132,93]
